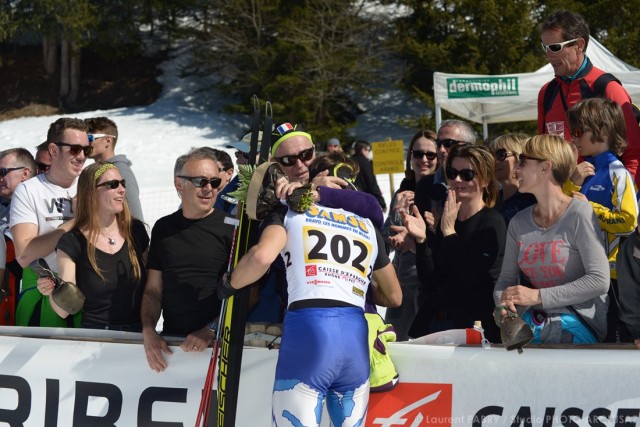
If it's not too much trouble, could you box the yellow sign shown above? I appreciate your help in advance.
[371,140,405,175]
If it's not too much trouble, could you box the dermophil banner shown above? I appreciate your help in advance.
[447,77,519,98]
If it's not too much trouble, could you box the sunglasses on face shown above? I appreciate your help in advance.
[540,38,579,53]
[411,150,437,160]
[494,149,515,162]
[88,133,115,143]
[570,128,585,139]
[96,179,126,190]
[36,162,50,173]
[178,175,222,189]
[518,153,546,166]
[273,147,314,167]
[55,142,93,157]
[445,167,476,182]
[435,138,464,149]
[0,167,25,178]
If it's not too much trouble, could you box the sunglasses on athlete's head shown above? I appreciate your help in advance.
[178,175,222,189]
[96,179,126,190]
[517,153,546,166]
[435,138,464,149]
[540,38,580,53]
[54,142,93,157]
[0,167,25,178]
[411,150,437,161]
[273,147,314,167]
[36,162,50,174]
[445,167,476,182]
[494,148,515,162]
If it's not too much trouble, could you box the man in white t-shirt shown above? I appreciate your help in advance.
[10,117,91,271]
[10,118,91,327]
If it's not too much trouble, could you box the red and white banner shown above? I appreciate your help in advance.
[1,327,639,426]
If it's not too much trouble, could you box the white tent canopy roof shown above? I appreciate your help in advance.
[433,38,640,138]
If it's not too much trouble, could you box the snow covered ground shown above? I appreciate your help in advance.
[0,49,426,229]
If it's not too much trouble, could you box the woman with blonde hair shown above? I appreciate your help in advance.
[487,133,536,225]
[494,135,609,343]
[402,144,506,341]
[37,162,149,331]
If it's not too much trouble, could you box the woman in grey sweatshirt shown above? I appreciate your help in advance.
[494,135,610,343]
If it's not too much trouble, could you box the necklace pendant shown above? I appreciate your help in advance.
[107,237,116,246]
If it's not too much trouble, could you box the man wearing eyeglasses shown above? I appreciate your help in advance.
[0,149,37,325]
[538,10,640,185]
[10,117,90,327]
[141,147,235,372]
[85,117,144,221]
[0,149,37,231]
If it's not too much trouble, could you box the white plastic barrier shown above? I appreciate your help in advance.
[1,327,639,426]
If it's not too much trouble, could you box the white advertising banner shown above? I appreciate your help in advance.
[1,327,639,426]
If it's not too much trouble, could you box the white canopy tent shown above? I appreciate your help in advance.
[433,38,640,139]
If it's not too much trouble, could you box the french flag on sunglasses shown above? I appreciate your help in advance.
[275,123,294,136]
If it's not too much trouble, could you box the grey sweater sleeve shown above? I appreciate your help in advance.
[493,219,523,304]
[539,201,610,309]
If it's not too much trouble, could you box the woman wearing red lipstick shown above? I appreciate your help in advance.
[37,162,149,331]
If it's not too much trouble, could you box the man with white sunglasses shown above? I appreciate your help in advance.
[537,10,640,186]
[85,116,144,221]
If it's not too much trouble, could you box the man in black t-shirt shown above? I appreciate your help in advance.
[141,147,234,372]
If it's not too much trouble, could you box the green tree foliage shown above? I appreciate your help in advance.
[393,0,640,137]
[183,0,388,140]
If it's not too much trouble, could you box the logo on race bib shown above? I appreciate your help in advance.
[305,265,317,276]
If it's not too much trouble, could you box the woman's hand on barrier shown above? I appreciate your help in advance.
[36,277,55,296]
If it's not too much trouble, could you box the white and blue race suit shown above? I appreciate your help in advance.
[262,203,389,427]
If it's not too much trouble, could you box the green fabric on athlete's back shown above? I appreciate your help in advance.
[16,267,82,327]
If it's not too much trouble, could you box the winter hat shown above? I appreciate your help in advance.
[327,138,340,147]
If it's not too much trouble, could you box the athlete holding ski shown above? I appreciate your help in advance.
[220,127,402,427]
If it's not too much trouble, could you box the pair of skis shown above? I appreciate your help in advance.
[195,96,272,427]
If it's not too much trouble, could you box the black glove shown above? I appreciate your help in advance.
[217,274,238,300]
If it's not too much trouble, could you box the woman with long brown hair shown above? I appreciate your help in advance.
[383,130,439,340]
[37,162,149,330]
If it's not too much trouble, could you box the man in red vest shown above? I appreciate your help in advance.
[537,10,640,185]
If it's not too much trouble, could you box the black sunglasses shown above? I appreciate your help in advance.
[0,167,25,178]
[178,175,222,189]
[55,142,93,157]
[273,147,314,167]
[518,153,546,166]
[445,167,476,182]
[435,138,464,149]
[494,149,515,162]
[411,150,437,160]
[36,162,50,173]
[96,179,126,190]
